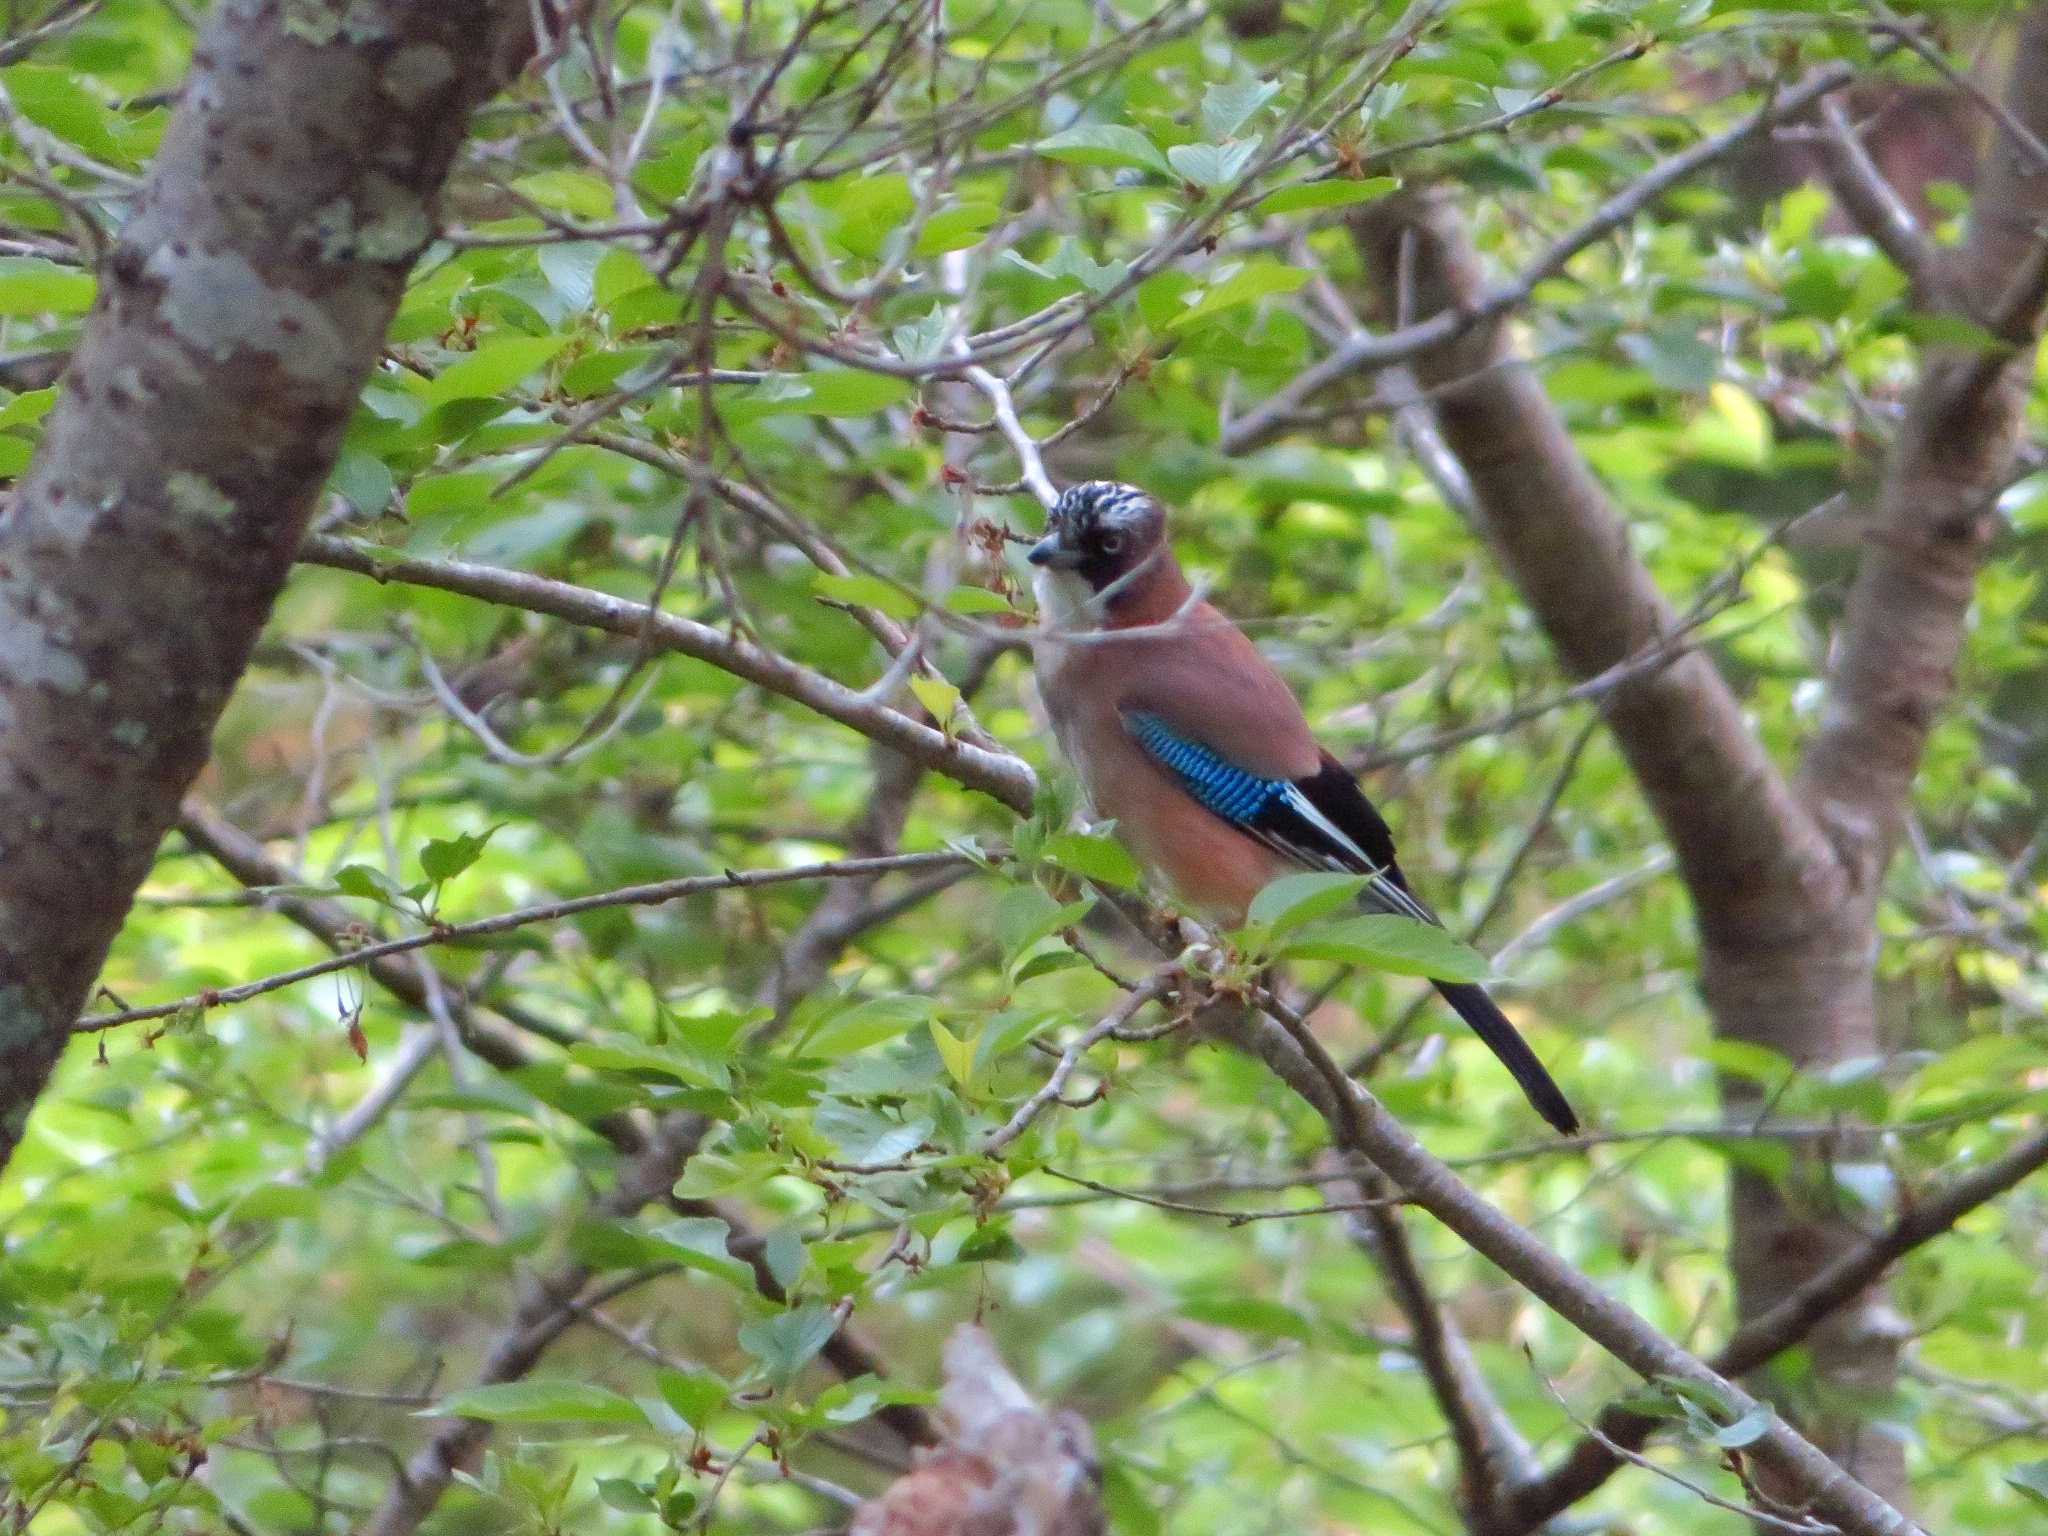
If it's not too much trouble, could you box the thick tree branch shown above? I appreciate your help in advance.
[0,0,534,1170]
[1219,999,1923,1536]
[1797,5,2048,883]
[1505,1118,2048,1527]
[1342,188,1846,951]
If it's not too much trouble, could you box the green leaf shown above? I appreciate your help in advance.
[914,203,1002,256]
[1166,139,1260,190]
[595,248,658,308]
[1681,381,1771,466]
[2008,1461,2048,1508]
[406,470,496,518]
[1007,243,1130,295]
[1696,1039,1795,1085]
[892,305,951,363]
[329,449,393,517]
[511,170,615,219]
[1713,1405,1774,1449]
[753,369,914,418]
[423,336,569,406]
[0,257,94,315]
[929,1018,979,1088]
[833,174,915,259]
[4,67,127,163]
[1202,78,1280,141]
[804,994,934,1056]
[537,241,606,310]
[0,386,55,429]
[1277,913,1490,982]
[738,1303,841,1385]
[813,570,920,619]
[1178,1295,1313,1342]
[425,1380,649,1425]
[1168,263,1308,330]
[957,1225,1024,1264]
[420,825,503,885]
[1253,177,1398,217]
[1893,310,2006,352]
[909,673,962,727]
[1042,830,1142,889]
[567,1041,723,1089]
[944,585,1015,616]
[333,864,401,905]
[597,1479,658,1514]
[227,1184,323,1223]
[995,887,1095,964]
[655,1369,728,1429]
[1245,872,1367,934]
[1036,123,1169,175]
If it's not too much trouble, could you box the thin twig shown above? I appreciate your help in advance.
[75,850,976,1034]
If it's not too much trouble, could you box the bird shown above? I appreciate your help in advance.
[1026,480,1578,1136]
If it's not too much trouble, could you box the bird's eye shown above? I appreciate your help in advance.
[1099,531,1124,555]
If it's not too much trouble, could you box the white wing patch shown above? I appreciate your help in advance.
[1272,785,1439,925]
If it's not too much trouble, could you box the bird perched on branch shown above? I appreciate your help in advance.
[1027,480,1578,1135]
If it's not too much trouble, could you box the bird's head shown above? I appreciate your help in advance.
[1026,481,1168,608]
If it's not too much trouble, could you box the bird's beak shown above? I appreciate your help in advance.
[1027,534,1085,569]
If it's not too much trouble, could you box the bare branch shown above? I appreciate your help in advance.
[961,360,1059,509]
[1806,97,1943,300]
[299,535,1039,814]
[979,969,1178,1156]
[1219,995,1923,1536]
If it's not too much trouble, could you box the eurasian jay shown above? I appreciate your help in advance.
[1028,480,1578,1135]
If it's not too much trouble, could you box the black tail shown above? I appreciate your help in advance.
[1433,981,1578,1135]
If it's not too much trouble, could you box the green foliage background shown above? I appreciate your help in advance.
[2,0,2046,1532]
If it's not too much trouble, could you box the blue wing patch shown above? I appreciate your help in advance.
[1125,711,1286,825]
[1123,708,1436,924]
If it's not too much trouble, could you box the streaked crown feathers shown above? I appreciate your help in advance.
[1051,480,1154,534]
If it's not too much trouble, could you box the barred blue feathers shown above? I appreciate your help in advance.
[1122,709,1436,926]
[1125,711,1282,824]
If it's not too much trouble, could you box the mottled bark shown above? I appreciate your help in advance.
[0,0,533,1169]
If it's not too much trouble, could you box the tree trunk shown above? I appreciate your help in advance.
[1344,9,2048,1482]
[0,0,532,1170]
[1701,908,1908,1504]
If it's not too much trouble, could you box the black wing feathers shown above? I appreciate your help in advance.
[1290,751,1411,892]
